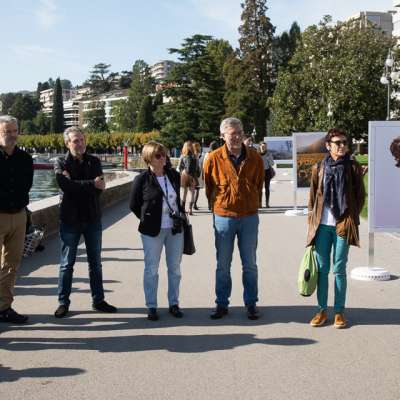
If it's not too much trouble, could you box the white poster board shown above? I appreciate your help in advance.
[264,136,293,164]
[368,121,400,233]
[292,132,327,190]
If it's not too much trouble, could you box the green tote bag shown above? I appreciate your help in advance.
[298,246,318,297]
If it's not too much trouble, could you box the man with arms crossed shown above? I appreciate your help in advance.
[0,116,33,323]
[54,126,116,318]
[204,118,264,320]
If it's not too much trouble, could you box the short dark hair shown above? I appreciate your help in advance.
[325,128,348,143]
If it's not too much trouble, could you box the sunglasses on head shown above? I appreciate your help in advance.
[154,153,165,160]
[330,140,347,146]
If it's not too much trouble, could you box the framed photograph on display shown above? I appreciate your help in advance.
[368,121,400,233]
[292,132,327,189]
[263,137,293,164]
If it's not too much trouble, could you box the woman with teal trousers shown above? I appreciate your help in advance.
[307,128,365,329]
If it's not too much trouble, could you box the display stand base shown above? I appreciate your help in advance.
[284,208,307,217]
[351,267,391,281]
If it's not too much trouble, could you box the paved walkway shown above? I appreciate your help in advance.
[1,169,399,400]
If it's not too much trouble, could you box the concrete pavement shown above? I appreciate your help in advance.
[1,169,399,400]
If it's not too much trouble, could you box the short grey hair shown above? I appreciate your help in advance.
[63,126,84,143]
[220,117,243,135]
[0,115,18,129]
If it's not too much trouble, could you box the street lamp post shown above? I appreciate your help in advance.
[380,49,399,121]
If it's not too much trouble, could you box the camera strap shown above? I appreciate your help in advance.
[153,174,176,214]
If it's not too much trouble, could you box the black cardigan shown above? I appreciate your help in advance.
[129,167,183,237]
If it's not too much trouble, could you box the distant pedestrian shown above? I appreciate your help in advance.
[192,142,202,210]
[178,141,199,215]
[53,126,117,318]
[307,128,365,329]
[130,141,184,321]
[204,117,264,320]
[0,115,33,324]
[258,142,275,208]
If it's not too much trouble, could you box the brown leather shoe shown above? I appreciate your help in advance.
[310,310,328,327]
[333,313,347,329]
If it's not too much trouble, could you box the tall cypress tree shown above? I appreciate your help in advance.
[51,78,64,133]
[136,96,154,132]
[239,0,275,139]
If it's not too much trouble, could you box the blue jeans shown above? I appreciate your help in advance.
[58,220,104,306]
[141,228,183,309]
[315,224,350,313]
[213,214,259,307]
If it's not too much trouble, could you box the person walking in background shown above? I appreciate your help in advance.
[130,141,184,321]
[202,141,220,173]
[307,128,365,329]
[258,142,275,208]
[0,116,33,324]
[178,141,198,215]
[53,126,117,318]
[192,142,202,210]
[204,118,264,320]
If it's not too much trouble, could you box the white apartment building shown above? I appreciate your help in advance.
[151,60,176,82]
[81,89,128,127]
[348,11,393,37]
[39,88,76,110]
[393,1,400,38]
[63,100,82,128]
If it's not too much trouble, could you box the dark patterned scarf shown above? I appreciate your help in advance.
[323,153,350,219]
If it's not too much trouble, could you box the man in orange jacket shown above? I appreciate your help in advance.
[204,117,264,320]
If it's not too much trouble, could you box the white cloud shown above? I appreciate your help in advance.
[35,0,59,30]
[11,44,55,58]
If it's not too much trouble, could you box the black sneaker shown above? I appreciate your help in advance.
[247,305,260,320]
[54,304,69,318]
[210,305,228,320]
[92,301,117,313]
[147,308,159,321]
[169,305,183,318]
[0,308,28,324]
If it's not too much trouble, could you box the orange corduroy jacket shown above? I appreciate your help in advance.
[203,144,264,218]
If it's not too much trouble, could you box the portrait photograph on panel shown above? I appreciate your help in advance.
[292,132,327,189]
[369,121,400,232]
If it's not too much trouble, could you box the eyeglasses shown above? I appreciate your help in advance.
[154,153,165,160]
[330,140,348,147]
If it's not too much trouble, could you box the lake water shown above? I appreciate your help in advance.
[30,170,59,201]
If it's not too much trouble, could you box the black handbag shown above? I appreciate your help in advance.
[182,218,196,255]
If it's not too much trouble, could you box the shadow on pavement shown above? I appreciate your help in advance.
[0,334,316,354]
[0,364,85,382]
[1,306,399,334]
[14,276,117,297]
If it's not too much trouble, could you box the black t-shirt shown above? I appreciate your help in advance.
[0,146,33,211]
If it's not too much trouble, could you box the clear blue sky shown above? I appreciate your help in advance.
[0,0,393,93]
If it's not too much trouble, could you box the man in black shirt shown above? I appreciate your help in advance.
[0,115,33,324]
[54,126,117,318]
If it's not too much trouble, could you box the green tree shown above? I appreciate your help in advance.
[84,102,109,133]
[272,21,301,74]
[238,0,275,139]
[51,78,64,133]
[9,94,39,122]
[20,120,37,134]
[0,93,19,115]
[157,35,227,146]
[87,63,117,94]
[34,111,50,134]
[113,60,155,131]
[136,96,154,132]
[269,16,392,140]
